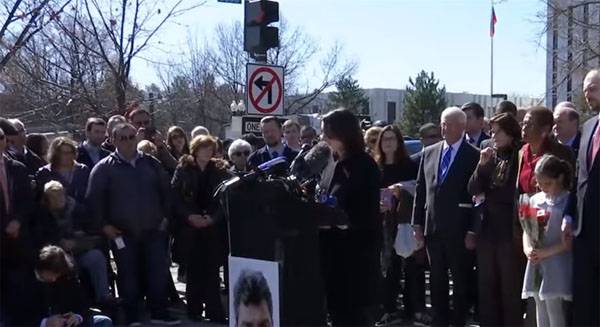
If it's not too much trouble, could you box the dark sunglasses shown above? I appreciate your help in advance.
[233,150,251,157]
[172,134,185,139]
[118,134,136,141]
[135,120,150,126]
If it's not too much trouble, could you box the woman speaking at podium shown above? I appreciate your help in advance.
[320,109,382,326]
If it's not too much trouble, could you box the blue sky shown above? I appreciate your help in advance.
[131,0,547,98]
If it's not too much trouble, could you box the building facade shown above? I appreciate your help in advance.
[546,0,600,108]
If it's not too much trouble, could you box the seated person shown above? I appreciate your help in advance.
[35,245,112,327]
[34,181,113,306]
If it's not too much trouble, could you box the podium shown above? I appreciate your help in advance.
[218,177,327,326]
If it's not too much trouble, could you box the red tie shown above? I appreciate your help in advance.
[590,122,600,170]
[0,159,9,214]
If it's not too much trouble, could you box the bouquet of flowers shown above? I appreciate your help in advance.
[518,194,551,247]
[518,193,552,288]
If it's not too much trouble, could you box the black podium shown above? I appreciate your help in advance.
[217,177,326,326]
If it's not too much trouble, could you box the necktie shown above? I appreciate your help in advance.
[589,122,600,170]
[439,146,453,183]
[0,159,9,214]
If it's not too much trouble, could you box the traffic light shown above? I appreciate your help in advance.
[244,0,279,58]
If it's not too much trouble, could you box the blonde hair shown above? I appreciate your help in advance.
[43,180,64,194]
[137,140,158,157]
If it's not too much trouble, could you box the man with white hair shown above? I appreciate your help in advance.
[411,106,479,326]
[228,139,252,174]
[191,125,210,139]
[553,101,581,154]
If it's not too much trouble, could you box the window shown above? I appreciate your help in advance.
[387,101,396,123]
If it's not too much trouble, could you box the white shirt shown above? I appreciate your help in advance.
[440,137,463,172]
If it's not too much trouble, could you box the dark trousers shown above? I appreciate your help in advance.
[383,251,426,315]
[320,229,376,326]
[112,230,169,320]
[476,238,524,327]
[426,235,469,327]
[572,232,600,326]
[185,227,225,322]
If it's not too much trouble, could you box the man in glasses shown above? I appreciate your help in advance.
[86,123,180,325]
[128,108,152,131]
[0,126,39,326]
[0,118,45,177]
[411,123,442,163]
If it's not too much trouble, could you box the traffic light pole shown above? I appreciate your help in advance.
[244,0,278,64]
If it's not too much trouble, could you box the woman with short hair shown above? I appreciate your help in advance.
[35,137,90,203]
[171,135,232,323]
[228,139,252,175]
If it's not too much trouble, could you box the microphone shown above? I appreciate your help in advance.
[221,156,290,190]
[292,141,332,181]
[289,143,312,178]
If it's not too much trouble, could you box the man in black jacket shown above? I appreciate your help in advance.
[248,116,298,169]
[412,107,479,326]
[553,102,581,155]
[564,69,600,326]
[0,126,40,326]
[0,118,44,177]
[461,102,490,148]
[86,123,179,325]
[77,117,110,169]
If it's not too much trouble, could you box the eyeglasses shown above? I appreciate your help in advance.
[134,120,150,127]
[232,150,251,157]
[118,134,136,142]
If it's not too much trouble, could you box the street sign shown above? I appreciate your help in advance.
[218,0,241,3]
[242,116,287,135]
[246,63,284,116]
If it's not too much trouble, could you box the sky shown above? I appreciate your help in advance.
[130,0,548,98]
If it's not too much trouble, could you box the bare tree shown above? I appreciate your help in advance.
[0,0,72,71]
[53,0,205,112]
[204,19,357,114]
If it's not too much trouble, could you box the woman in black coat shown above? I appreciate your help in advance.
[171,135,232,323]
[467,113,524,327]
[374,125,429,325]
[320,109,381,326]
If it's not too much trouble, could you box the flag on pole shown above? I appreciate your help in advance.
[490,6,497,37]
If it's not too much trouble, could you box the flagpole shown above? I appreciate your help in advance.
[490,1,494,97]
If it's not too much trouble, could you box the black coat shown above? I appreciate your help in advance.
[468,146,519,243]
[171,159,232,261]
[568,117,599,238]
[0,155,35,268]
[76,144,110,169]
[41,274,92,326]
[8,148,45,177]
[412,140,479,238]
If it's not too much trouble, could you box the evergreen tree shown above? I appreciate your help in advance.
[328,76,370,114]
[400,70,447,137]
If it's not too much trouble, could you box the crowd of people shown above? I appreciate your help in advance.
[0,68,599,327]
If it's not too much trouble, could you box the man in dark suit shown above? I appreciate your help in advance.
[462,102,490,148]
[248,116,298,169]
[553,102,581,154]
[412,107,479,326]
[564,69,600,326]
[77,117,110,168]
[0,126,40,325]
[0,118,45,177]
